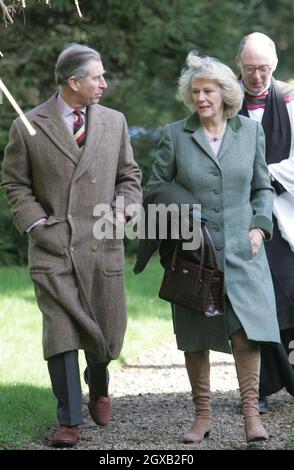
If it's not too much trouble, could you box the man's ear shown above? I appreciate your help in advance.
[67,76,79,92]
[235,55,241,70]
[271,58,278,73]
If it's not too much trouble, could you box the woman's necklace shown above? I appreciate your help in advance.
[202,120,227,142]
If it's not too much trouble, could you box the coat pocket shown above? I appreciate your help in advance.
[101,239,125,276]
[231,230,254,261]
[28,218,66,274]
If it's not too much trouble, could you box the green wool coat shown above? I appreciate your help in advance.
[1,95,142,361]
[141,113,280,354]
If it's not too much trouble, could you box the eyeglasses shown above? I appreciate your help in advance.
[241,64,272,74]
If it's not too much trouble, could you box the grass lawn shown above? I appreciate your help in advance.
[0,258,173,449]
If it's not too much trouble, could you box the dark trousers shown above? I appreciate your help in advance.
[47,350,109,426]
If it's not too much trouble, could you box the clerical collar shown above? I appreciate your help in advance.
[240,78,271,97]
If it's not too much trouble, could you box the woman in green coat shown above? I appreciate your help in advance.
[146,51,280,443]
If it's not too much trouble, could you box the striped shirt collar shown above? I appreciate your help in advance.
[56,93,86,118]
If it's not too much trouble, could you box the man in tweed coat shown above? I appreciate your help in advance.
[1,44,142,447]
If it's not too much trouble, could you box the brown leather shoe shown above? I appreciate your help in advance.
[50,426,79,448]
[88,395,112,426]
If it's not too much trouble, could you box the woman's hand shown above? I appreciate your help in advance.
[249,229,264,256]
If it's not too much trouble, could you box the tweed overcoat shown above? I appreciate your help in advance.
[146,113,280,353]
[1,94,142,361]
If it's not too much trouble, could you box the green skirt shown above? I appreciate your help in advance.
[172,296,243,354]
[226,296,242,338]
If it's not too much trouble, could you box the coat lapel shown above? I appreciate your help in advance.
[184,113,243,165]
[33,94,81,165]
[72,104,105,181]
[217,116,242,161]
[192,127,218,163]
[184,113,219,165]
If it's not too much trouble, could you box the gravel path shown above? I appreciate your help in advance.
[29,341,293,450]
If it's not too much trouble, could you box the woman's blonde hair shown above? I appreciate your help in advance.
[178,51,243,119]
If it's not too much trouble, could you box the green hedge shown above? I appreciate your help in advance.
[0,164,28,266]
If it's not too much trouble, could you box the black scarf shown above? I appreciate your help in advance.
[239,78,291,165]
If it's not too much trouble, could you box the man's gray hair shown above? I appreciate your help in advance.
[55,43,101,86]
[237,32,278,68]
[178,51,243,119]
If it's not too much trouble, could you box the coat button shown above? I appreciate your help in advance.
[90,177,96,184]
[216,244,223,250]
[214,207,221,212]
[214,189,221,194]
[215,226,221,231]
[91,245,98,252]
[213,170,219,176]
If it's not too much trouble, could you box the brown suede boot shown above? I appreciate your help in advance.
[183,349,211,443]
[231,329,269,442]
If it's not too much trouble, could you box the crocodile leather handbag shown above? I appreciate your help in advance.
[159,226,224,317]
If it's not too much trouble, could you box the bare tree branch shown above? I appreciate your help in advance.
[0,0,83,27]
[75,0,82,17]
[0,0,14,26]
[0,78,37,135]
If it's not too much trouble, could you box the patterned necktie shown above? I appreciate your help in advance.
[73,110,86,148]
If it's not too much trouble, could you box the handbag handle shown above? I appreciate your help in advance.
[170,226,205,272]
[170,225,220,271]
[202,225,221,269]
